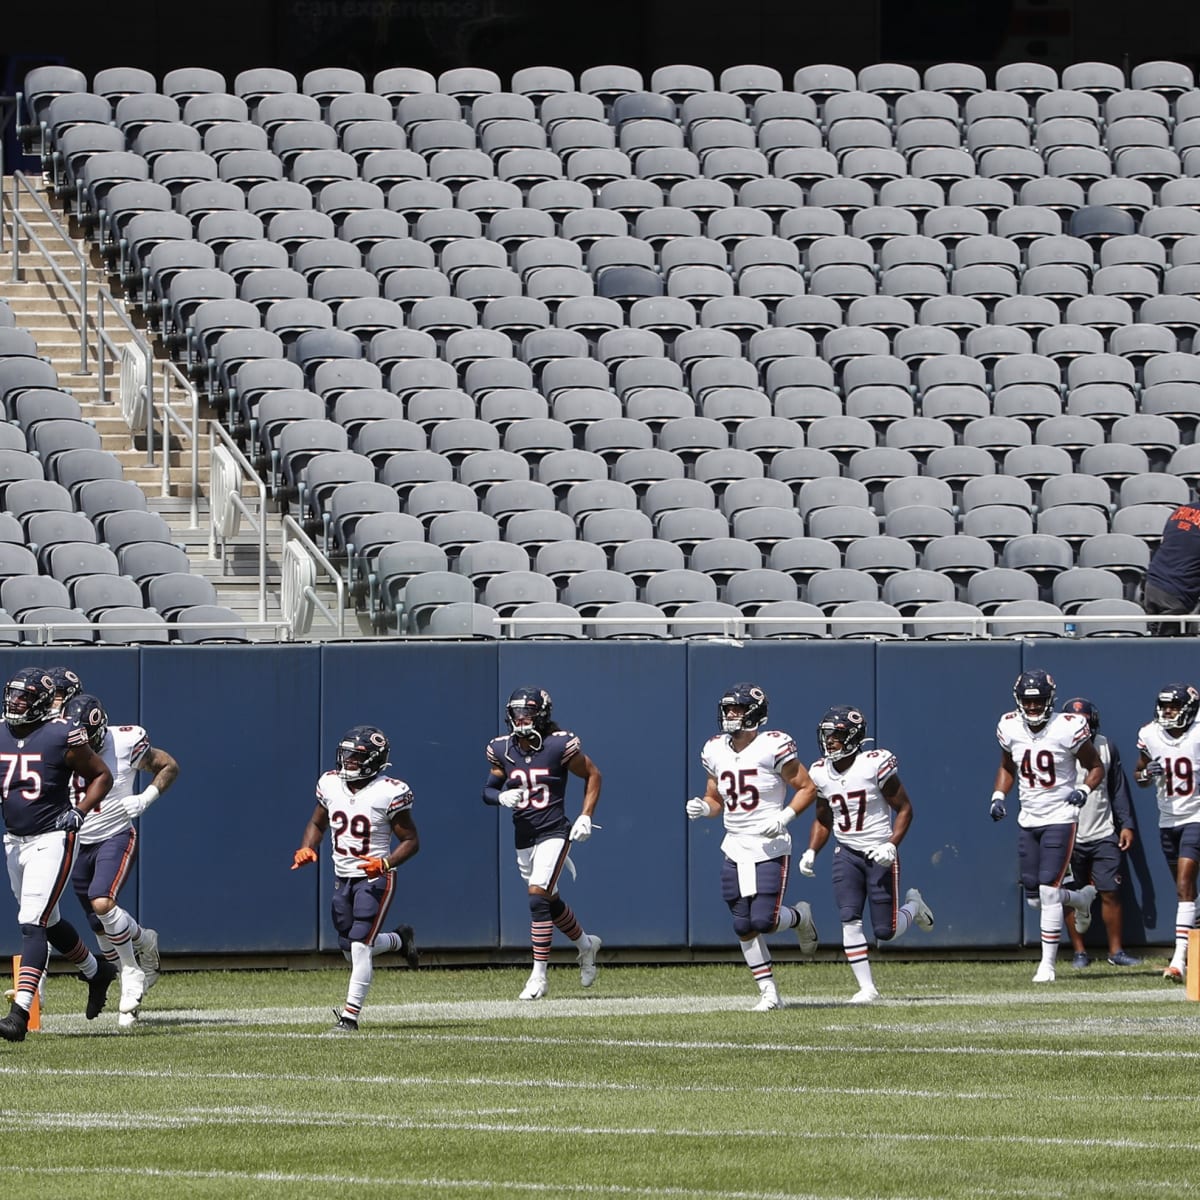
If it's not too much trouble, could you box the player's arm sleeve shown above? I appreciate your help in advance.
[1107,744,1135,830]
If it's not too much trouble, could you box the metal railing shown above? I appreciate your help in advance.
[208,423,270,623]
[279,515,347,638]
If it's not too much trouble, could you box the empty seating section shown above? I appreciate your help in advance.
[24,61,1200,637]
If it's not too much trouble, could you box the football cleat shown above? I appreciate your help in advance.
[118,1010,138,1030]
[793,901,819,956]
[519,972,548,1001]
[83,958,117,1019]
[329,1007,359,1032]
[395,924,419,969]
[752,988,781,1011]
[1107,950,1141,967]
[578,934,601,987]
[849,986,881,1004]
[1163,964,1185,983]
[905,888,934,931]
[119,964,146,1015]
[1071,885,1097,935]
[0,1003,29,1042]
[136,928,160,992]
[1032,964,1056,983]
[1072,952,1091,969]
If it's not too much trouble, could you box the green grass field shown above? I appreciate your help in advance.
[2,952,1197,1199]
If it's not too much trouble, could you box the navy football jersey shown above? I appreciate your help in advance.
[0,717,88,836]
[486,729,581,849]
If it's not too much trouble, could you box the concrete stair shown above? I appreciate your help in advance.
[0,175,372,640]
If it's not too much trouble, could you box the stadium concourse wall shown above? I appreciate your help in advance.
[0,640,1188,960]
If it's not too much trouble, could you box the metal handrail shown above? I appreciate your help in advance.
[280,515,346,638]
[16,616,290,644]
[208,422,270,623]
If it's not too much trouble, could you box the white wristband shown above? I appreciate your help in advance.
[778,807,796,826]
[991,790,1006,804]
[121,784,160,819]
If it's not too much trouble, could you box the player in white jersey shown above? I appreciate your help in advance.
[1059,698,1140,970]
[991,669,1103,983]
[686,682,819,1011]
[292,725,420,1031]
[1134,682,1200,982]
[65,692,178,1028]
[799,706,935,1003]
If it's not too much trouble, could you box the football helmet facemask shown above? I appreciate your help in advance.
[3,668,56,727]
[336,726,390,783]
[47,666,83,716]
[1061,696,1100,737]
[64,693,108,753]
[817,705,867,762]
[1156,683,1200,734]
[719,682,769,734]
[1014,669,1056,731]
[506,686,553,748]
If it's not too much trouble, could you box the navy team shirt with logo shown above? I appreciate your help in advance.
[486,729,580,849]
[0,718,87,836]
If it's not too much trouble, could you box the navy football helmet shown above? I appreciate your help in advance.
[3,667,56,727]
[65,693,108,753]
[1013,669,1056,730]
[1156,682,1200,734]
[336,726,389,783]
[719,682,769,734]
[506,686,553,747]
[1061,697,1100,737]
[817,706,867,762]
[47,666,83,716]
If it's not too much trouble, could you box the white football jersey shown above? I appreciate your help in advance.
[996,710,1091,828]
[1073,733,1116,843]
[701,728,798,863]
[808,747,899,853]
[316,770,413,877]
[77,724,151,846]
[1136,719,1200,828]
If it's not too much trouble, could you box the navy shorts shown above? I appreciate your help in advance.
[1070,836,1123,893]
[331,872,395,948]
[1159,823,1200,872]
[830,843,900,940]
[1019,822,1075,896]
[71,829,137,906]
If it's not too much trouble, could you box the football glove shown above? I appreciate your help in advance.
[356,854,392,878]
[685,796,710,820]
[569,815,592,843]
[1066,788,1088,808]
[120,784,160,820]
[798,848,817,877]
[291,847,318,870]
[760,807,797,838]
[1143,760,1165,778]
[989,796,1007,822]
[54,806,83,833]
[497,787,526,809]
[865,841,897,865]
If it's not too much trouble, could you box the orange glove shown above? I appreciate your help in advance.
[355,854,392,878]
[291,847,318,870]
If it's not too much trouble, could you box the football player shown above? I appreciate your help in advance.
[687,682,820,1011]
[483,686,602,1001]
[0,667,115,1042]
[1134,682,1200,982]
[292,725,419,1031]
[800,705,935,1003]
[991,669,1104,983]
[46,665,83,717]
[65,692,178,1028]
[1059,698,1140,970]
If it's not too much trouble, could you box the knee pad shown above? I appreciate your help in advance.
[1039,884,1060,908]
[732,914,753,939]
[529,894,552,922]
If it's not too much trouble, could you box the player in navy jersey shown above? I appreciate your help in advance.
[484,686,602,1000]
[292,725,420,1031]
[687,683,820,1011]
[0,667,116,1042]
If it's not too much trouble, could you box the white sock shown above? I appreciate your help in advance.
[1173,900,1196,968]
[739,934,774,992]
[344,941,374,1019]
[842,920,874,990]
[97,907,140,971]
[773,905,800,932]
[1039,885,1063,969]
